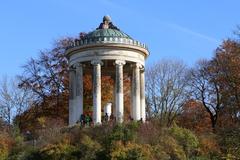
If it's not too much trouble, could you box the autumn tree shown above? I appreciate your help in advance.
[145,60,189,126]
[17,37,119,131]
[189,38,240,129]
[82,74,114,114]
[18,38,72,117]
[16,38,73,131]
[212,39,240,126]
[189,60,222,129]
[178,99,212,133]
[0,77,33,127]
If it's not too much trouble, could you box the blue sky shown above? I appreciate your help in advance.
[0,0,239,78]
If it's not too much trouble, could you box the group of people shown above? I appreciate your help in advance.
[77,113,145,127]
[77,114,93,126]
[77,113,118,126]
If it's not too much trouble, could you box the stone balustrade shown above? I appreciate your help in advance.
[67,37,148,50]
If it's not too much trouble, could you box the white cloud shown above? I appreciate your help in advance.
[100,0,220,44]
[164,22,220,44]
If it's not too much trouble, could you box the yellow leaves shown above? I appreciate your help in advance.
[80,134,101,150]
[0,133,13,160]
[37,117,46,128]
[39,142,75,159]
[110,141,153,160]
[159,135,187,160]
[198,134,220,156]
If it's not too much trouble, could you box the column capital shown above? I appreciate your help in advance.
[91,59,103,66]
[69,65,76,71]
[140,66,145,72]
[115,60,126,66]
[73,62,83,68]
[131,62,142,69]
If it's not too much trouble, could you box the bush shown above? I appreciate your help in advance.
[38,142,78,160]
[152,145,171,160]
[110,141,152,160]
[8,147,41,160]
[0,133,12,160]
[78,134,103,160]
[217,127,240,159]
[5,120,231,159]
[198,134,221,159]
[137,120,163,145]
[189,156,210,160]
[108,122,139,145]
[7,126,26,159]
[160,135,187,160]
[170,125,199,158]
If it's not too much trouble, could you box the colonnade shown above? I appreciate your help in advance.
[69,60,146,125]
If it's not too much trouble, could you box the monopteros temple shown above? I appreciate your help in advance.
[66,16,149,125]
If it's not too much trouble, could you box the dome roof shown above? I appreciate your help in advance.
[67,16,148,50]
[83,29,132,40]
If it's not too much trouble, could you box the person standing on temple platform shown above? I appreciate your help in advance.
[80,114,85,126]
[104,113,109,122]
[89,115,93,126]
[85,114,90,126]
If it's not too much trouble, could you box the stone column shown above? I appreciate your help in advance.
[131,63,141,121]
[69,66,76,125]
[74,63,83,123]
[115,60,126,123]
[91,60,103,124]
[130,76,133,119]
[140,67,146,122]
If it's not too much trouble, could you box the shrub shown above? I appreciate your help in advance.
[38,142,79,160]
[217,127,240,159]
[8,147,41,160]
[5,120,230,159]
[7,126,25,159]
[152,144,171,160]
[160,135,187,160]
[108,122,139,144]
[189,156,210,160]
[0,133,12,160]
[34,118,67,148]
[78,134,103,160]
[110,141,152,160]
[137,121,163,145]
[170,125,199,158]
[198,134,221,159]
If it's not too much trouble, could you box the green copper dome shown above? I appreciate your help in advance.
[83,29,132,40]
[67,16,148,50]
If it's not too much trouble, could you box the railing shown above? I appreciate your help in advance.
[67,37,148,50]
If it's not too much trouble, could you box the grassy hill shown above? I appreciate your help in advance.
[2,119,239,160]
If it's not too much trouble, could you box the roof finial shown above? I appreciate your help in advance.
[103,15,111,23]
[102,15,111,29]
[97,15,120,30]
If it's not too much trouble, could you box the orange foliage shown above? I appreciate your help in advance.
[83,74,131,119]
[212,40,240,127]
[198,134,221,156]
[0,132,14,158]
[178,100,212,133]
[123,75,131,120]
